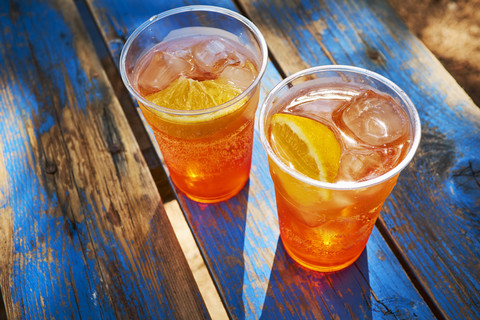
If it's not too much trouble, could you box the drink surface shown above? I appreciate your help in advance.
[135,34,257,100]
[132,33,260,202]
[267,83,413,271]
[269,84,412,184]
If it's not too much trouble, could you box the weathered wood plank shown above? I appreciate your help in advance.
[0,0,208,318]
[238,0,480,319]
[85,0,439,318]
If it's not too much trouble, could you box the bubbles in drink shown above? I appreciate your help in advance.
[338,90,409,146]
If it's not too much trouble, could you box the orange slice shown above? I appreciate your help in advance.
[146,75,242,110]
[270,113,341,182]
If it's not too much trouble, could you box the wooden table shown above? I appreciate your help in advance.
[1,0,479,319]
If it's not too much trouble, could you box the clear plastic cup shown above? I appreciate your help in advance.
[120,6,267,203]
[259,65,421,272]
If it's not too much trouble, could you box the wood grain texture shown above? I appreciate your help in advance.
[238,0,480,319]
[85,0,440,318]
[0,0,208,318]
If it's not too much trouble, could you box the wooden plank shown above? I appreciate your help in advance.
[84,0,439,318]
[0,0,208,318]
[237,0,480,319]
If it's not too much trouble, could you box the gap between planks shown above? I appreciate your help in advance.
[375,218,448,320]
[163,200,229,320]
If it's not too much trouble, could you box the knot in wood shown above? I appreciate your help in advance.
[367,47,381,62]
[45,162,57,174]
[109,143,123,154]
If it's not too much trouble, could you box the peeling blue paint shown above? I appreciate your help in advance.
[1,0,207,318]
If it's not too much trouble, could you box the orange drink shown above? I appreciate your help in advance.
[120,6,267,202]
[259,66,421,272]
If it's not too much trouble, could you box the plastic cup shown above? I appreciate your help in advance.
[258,65,421,272]
[120,6,267,203]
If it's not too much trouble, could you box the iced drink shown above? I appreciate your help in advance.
[120,6,267,203]
[259,66,421,272]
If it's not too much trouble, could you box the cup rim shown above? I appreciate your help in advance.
[119,5,268,116]
[258,65,422,190]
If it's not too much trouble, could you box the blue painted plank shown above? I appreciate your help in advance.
[242,0,480,319]
[0,0,208,319]
[85,0,438,318]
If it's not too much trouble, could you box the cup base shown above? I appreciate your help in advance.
[176,178,249,203]
[282,238,363,273]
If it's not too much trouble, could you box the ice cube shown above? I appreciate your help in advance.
[336,150,380,182]
[168,47,191,60]
[335,147,400,182]
[137,51,193,93]
[340,90,409,146]
[192,38,243,75]
[219,65,255,90]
